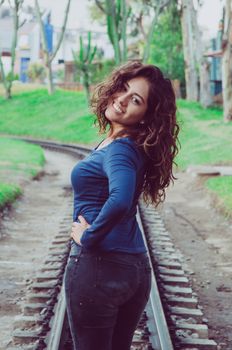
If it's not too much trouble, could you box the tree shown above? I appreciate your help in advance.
[180,0,199,101]
[73,32,97,104]
[0,0,24,99]
[221,0,232,122]
[149,1,184,84]
[95,0,130,65]
[34,0,71,94]
[199,58,212,108]
[142,0,170,63]
[93,0,172,64]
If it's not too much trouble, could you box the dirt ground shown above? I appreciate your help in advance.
[1,148,232,350]
[159,172,232,350]
[0,149,76,349]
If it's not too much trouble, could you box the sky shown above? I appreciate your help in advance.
[24,0,224,39]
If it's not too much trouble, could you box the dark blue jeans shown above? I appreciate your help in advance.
[64,246,151,350]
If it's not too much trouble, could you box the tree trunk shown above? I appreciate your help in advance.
[143,11,159,63]
[46,61,54,95]
[0,0,21,99]
[222,0,232,121]
[143,0,170,64]
[35,0,71,94]
[121,0,127,62]
[0,56,9,96]
[200,59,212,108]
[105,0,121,64]
[181,0,198,101]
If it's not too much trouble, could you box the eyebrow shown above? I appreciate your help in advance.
[125,81,146,104]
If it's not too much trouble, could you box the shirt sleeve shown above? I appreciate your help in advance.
[80,139,141,248]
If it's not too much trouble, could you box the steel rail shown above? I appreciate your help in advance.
[46,285,67,350]
[137,210,174,350]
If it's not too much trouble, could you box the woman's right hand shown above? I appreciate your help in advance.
[70,216,90,245]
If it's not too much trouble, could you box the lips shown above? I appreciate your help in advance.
[112,101,125,114]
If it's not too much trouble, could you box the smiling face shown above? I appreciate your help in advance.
[105,76,150,134]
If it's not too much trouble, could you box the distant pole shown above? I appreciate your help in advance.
[181,0,199,101]
[222,0,232,121]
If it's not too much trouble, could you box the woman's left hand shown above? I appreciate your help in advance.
[71,215,90,245]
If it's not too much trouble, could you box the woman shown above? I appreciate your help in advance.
[65,61,179,350]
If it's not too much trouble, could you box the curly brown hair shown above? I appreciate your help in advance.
[91,61,180,206]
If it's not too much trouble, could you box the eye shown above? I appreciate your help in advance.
[131,96,140,105]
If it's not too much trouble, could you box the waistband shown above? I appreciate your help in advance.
[69,240,148,263]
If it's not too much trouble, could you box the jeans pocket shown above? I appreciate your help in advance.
[97,259,137,304]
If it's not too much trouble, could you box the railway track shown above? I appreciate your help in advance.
[7,137,217,350]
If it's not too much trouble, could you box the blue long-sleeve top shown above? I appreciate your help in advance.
[70,137,147,254]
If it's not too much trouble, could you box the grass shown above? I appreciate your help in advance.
[0,137,45,209]
[0,85,232,216]
[176,100,232,169]
[0,88,101,144]
[0,183,22,209]
[0,88,231,166]
[206,176,232,218]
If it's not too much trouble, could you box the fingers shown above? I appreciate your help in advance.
[70,216,90,242]
[78,215,90,227]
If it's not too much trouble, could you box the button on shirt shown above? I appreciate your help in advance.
[70,137,147,254]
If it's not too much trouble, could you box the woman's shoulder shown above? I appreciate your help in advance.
[107,137,145,163]
[109,137,137,152]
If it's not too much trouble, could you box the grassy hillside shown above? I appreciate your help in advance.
[0,86,231,215]
[0,89,231,167]
[206,176,232,218]
[0,89,100,144]
[176,100,232,169]
[0,137,45,208]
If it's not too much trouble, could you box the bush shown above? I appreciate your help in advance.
[27,62,46,83]
[74,59,116,86]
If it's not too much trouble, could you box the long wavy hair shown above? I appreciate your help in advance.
[91,61,180,206]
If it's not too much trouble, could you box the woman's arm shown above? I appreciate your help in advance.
[80,140,141,248]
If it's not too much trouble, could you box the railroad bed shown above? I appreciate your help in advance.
[6,138,217,350]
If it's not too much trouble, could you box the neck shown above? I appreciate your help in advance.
[108,123,127,139]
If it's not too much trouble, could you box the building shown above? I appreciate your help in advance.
[204,20,223,101]
[0,4,113,84]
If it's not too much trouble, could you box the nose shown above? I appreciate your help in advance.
[117,93,128,106]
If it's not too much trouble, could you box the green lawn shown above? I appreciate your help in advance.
[176,100,232,169]
[0,89,231,166]
[0,86,232,215]
[0,89,100,144]
[206,177,232,218]
[0,137,45,208]
[0,183,22,209]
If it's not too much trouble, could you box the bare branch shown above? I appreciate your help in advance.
[0,0,23,98]
[34,0,71,93]
[19,18,26,28]
[95,0,106,13]
[159,0,170,11]
[50,0,72,61]
[143,0,171,62]
[34,0,49,54]
[137,10,146,40]
[10,0,20,74]
[7,0,13,9]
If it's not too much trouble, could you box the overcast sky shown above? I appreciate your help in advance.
[24,0,224,39]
